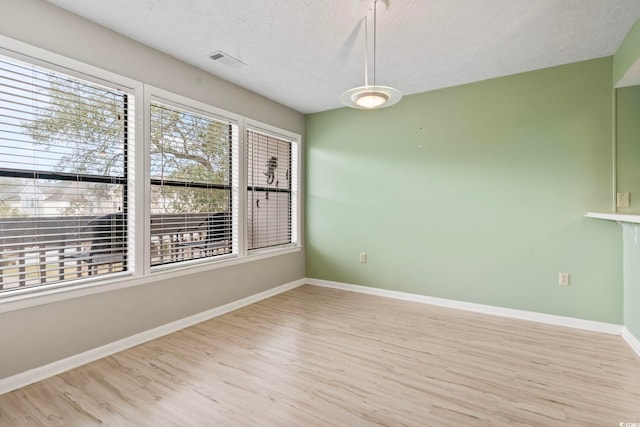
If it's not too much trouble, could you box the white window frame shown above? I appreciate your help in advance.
[0,35,302,314]
[244,119,301,256]
[0,36,144,295]
[144,86,242,274]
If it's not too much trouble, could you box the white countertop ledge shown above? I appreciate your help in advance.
[585,212,640,223]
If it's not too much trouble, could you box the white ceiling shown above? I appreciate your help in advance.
[46,0,640,114]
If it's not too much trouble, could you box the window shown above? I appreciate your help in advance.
[0,40,301,301]
[0,54,131,291]
[149,99,237,267]
[246,127,298,251]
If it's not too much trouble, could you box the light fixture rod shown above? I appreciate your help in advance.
[363,0,379,87]
[364,15,369,86]
[373,0,377,86]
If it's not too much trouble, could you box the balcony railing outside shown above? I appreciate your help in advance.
[0,213,231,291]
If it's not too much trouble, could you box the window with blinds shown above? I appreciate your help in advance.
[149,100,236,267]
[0,55,130,292]
[0,42,302,300]
[246,128,298,251]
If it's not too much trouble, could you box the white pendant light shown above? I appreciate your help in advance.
[340,0,402,109]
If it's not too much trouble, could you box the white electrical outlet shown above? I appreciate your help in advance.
[558,272,570,286]
[359,252,367,263]
[617,192,630,208]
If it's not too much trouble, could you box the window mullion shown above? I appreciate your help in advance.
[138,83,151,276]
[236,118,247,257]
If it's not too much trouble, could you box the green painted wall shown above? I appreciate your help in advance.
[617,85,640,337]
[614,17,640,86]
[306,57,622,323]
[623,232,640,337]
[616,86,640,214]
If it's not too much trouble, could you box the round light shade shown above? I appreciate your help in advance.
[340,85,402,109]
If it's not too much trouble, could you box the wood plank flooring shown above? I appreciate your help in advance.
[1,285,639,426]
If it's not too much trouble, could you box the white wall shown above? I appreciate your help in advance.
[0,0,305,379]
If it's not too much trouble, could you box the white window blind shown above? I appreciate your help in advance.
[246,128,297,251]
[149,101,236,267]
[0,55,130,292]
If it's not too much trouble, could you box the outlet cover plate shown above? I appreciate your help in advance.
[559,272,570,286]
[617,192,630,208]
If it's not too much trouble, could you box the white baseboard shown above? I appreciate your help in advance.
[307,278,623,335]
[622,327,640,358]
[0,278,306,396]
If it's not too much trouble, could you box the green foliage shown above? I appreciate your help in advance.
[156,186,229,215]
[58,197,95,216]
[22,76,125,177]
[149,104,231,214]
[0,200,22,218]
[21,75,231,215]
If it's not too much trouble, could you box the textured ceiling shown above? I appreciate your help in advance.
[46,0,640,114]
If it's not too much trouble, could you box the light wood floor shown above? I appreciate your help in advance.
[1,285,639,426]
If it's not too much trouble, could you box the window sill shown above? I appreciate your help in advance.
[0,245,302,315]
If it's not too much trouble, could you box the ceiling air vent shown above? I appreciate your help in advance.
[209,51,247,69]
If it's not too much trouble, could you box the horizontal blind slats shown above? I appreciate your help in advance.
[246,129,294,251]
[149,101,234,267]
[0,54,129,292]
